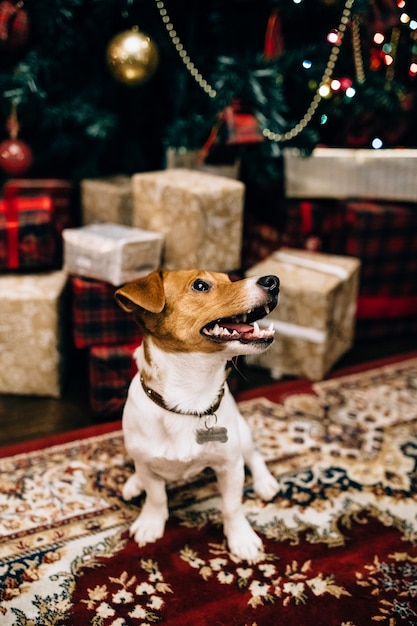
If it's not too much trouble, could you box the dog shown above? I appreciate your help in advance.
[115,268,280,563]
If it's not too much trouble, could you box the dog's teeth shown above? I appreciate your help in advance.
[253,321,260,334]
[268,322,275,333]
[241,313,247,323]
[213,324,221,335]
[264,304,270,315]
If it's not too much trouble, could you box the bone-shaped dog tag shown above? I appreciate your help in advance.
[196,413,228,444]
[196,426,228,444]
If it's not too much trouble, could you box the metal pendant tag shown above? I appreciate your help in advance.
[196,426,228,444]
[195,413,228,444]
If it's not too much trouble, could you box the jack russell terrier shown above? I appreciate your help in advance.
[115,269,280,563]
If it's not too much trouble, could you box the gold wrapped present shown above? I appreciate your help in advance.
[245,248,360,381]
[0,271,68,397]
[132,168,244,271]
[284,148,417,202]
[63,223,164,286]
[81,176,133,225]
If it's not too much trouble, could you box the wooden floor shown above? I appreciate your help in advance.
[1,336,417,448]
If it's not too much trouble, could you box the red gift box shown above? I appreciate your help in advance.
[89,343,138,418]
[71,276,142,348]
[0,194,56,269]
[3,179,77,266]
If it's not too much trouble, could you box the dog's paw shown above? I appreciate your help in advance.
[228,527,264,564]
[123,474,144,501]
[226,518,265,564]
[130,512,166,547]
[253,471,279,502]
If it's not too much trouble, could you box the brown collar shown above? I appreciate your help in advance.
[140,376,226,417]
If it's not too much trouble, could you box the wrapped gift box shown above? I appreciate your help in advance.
[132,168,244,271]
[283,199,417,339]
[3,179,77,266]
[166,148,240,179]
[63,223,164,286]
[0,271,68,397]
[245,248,360,381]
[81,176,133,225]
[71,276,142,348]
[284,148,417,202]
[89,343,138,418]
[0,195,56,270]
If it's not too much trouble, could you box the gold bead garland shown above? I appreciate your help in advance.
[352,14,366,84]
[155,0,356,142]
[155,0,216,98]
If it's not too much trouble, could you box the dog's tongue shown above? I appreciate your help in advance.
[222,322,254,334]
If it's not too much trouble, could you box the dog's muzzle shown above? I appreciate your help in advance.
[201,274,280,345]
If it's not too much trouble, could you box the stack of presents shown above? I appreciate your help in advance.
[1,148,416,418]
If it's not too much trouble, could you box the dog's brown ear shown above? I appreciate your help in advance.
[115,270,166,314]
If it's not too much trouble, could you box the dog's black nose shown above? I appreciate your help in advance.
[257,275,280,295]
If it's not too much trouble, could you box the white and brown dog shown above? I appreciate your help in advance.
[115,269,280,562]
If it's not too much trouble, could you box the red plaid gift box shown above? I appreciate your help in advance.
[0,195,56,269]
[3,179,77,266]
[283,199,417,338]
[71,276,142,348]
[89,343,138,418]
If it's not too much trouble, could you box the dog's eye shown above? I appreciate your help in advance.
[192,279,211,292]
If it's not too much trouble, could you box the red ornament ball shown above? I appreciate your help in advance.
[0,138,33,175]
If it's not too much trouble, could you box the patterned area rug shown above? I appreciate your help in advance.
[1,353,417,626]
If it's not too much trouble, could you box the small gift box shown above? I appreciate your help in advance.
[132,168,244,271]
[0,195,56,270]
[89,343,138,418]
[63,223,164,286]
[71,276,142,348]
[81,176,133,225]
[0,271,68,397]
[245,248,360,381]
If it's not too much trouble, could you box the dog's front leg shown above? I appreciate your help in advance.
[216,461,264,563]
[126,468,168,547]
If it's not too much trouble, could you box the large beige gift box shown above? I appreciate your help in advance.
[63,223,164,286]
[245,249,361,381]
[0,271,68,397]
[132,168,244,271]
[284,148,417,202]
[81,176,133,225]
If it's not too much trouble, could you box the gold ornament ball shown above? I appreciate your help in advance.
[106,27,159,85]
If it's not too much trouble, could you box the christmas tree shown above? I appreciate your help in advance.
[0,0,416,190]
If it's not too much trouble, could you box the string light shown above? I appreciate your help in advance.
[371,137,383,149]
[155,0,356,142]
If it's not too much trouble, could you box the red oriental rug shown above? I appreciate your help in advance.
[1,353,417,626]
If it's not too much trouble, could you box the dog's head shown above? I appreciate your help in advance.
[115,269,279,355]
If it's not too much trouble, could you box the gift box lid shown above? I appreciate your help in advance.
[248,248,360,295]
[63,223,163,247]
[133,167,244,192]
[284,147,417,201]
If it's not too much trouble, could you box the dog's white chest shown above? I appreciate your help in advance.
[148,455,210,482]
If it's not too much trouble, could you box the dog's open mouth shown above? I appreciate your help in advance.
[201,304,275,344]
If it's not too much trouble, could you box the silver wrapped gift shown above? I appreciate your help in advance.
[63,223,164,286]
